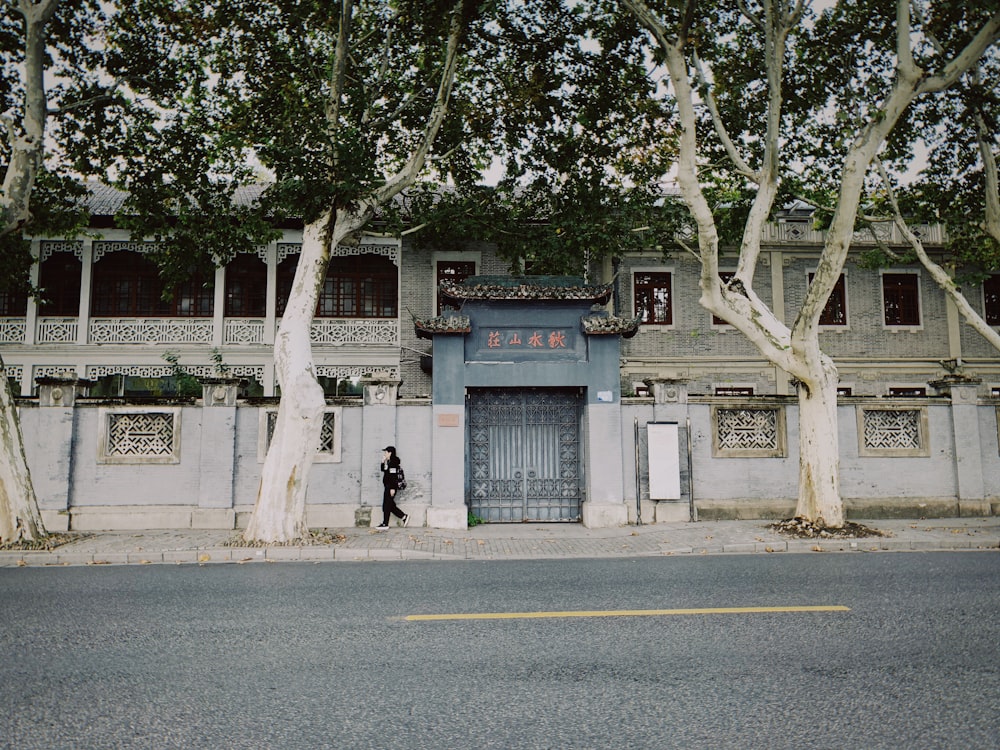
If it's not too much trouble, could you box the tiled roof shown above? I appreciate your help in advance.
[81,181,270,216]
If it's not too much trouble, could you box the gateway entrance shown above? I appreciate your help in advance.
[467,388,583,522]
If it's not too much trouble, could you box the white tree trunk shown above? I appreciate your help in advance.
[243,213,336,543]
[0,363,46,543]
[794,357,844,527]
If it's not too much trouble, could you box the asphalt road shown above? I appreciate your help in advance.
[1,553,998,750]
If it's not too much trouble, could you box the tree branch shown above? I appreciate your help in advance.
[376,0,467,204]
[876,158,1000,352]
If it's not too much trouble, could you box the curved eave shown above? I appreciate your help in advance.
[581,315,642,339]
[414,316,471,340]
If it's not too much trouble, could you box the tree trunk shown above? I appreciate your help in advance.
[793,356,844,527]
[243,214,334,543]
[0,359,46,543]
[243,209,367,543]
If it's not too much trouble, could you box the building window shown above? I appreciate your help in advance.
[437,260,475,314]
[633,272,673,325]
[91,251,213,317]
[278,253,397,318]
[985,274,1000,326]
[882,272,920,326]
[224,253,266,317]
[888,386,926,397]
[0,286,28,316]
[808,272,848,326]
[38,253,82,316]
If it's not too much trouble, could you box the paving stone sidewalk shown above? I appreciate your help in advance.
[2,517,998,567]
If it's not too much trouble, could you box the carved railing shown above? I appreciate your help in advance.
[24,316,399,346]
[306,318,399,346]
[223,318,266,345]
[0,317,26,344]
[89,318,214,344]
[36,317,80,343]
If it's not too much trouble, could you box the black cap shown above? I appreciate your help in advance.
[383,445,396,452]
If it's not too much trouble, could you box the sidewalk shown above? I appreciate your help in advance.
[2,516,999,567]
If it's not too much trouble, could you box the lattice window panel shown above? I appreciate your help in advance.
[99,408,181,464]
[862,409,921,450]
[717,408,778,450]
[712,406,786,457]
[260,408,342,462]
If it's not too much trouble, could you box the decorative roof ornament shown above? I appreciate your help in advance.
[580,314,641,339]
[439,275,613,305]
[414,314,472,339]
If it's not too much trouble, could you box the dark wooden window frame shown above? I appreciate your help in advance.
[633,271,673,325]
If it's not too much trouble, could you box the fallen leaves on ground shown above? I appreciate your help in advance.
[768,517,888,539]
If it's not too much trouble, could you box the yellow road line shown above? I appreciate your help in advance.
[405,605,850,622]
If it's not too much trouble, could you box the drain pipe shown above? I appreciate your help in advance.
[634,417,642,525]
[686,415,697,522]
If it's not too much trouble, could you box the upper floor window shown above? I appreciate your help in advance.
[278,252,398,318]
[633,271,673,325]
[225,253,266,318]
[985,274,1000,326]
[436,260,475,314]
[807,272,848,326]
[882,272,921,326]
[91,251,213,317]
[38,253,82,316]
[0,286,28,316]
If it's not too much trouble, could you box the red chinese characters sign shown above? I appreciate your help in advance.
[475,327,578,358]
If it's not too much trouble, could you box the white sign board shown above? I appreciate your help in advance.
[647,422,681,500]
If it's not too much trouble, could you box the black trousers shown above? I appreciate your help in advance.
[382,486,405,525]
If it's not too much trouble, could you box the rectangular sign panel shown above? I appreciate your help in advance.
[647,422,681,500]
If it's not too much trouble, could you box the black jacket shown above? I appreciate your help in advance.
[381,457,401,489]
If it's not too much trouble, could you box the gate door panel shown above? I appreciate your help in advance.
[469,389,582,522]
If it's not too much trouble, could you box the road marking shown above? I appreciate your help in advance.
[405,605,850,622]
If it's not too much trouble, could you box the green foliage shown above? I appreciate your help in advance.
[161,351,203,398]
[467,511,484,527]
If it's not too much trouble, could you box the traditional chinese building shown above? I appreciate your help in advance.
[2,186,999,530]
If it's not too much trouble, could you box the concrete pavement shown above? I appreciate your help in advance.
[2,516,998,567]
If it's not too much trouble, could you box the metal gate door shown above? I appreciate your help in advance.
[468,389,582,522]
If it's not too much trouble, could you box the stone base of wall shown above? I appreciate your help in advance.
[693,496,983,521]
[695,498,797,521]
[582,500,628,528]
[63,506,238,531]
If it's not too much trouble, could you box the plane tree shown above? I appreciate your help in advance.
[619,0,1000,527]
[0,0,118,543]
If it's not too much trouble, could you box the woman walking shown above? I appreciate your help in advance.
[376,446,408,530]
